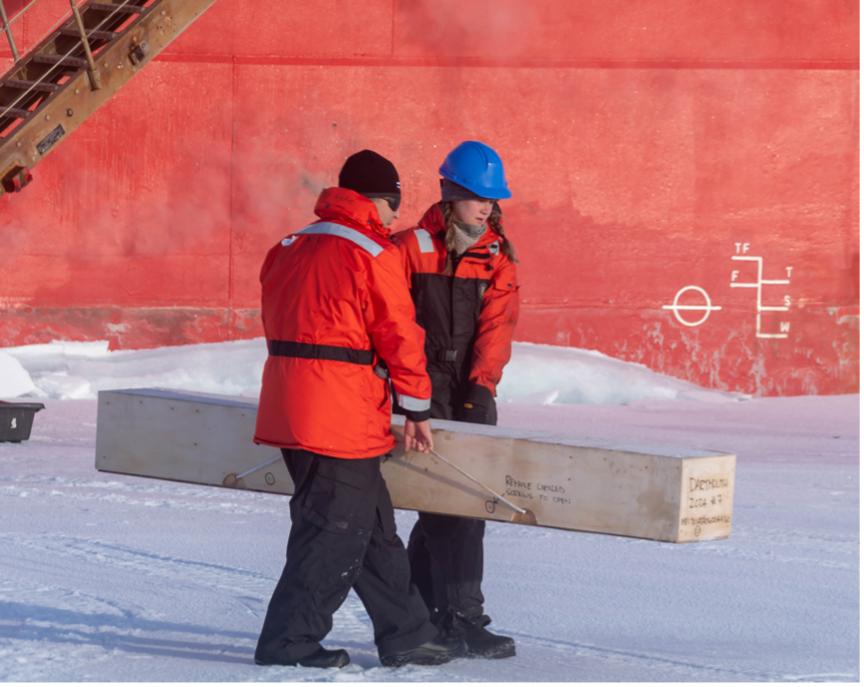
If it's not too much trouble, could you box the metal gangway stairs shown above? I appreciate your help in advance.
[0,0,217,199]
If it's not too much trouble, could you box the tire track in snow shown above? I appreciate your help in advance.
[677,528,858,571]
[0,580,258,682]
[683,546,855,571]
[0,532,277,597]
[0,485,289,518]
[621,527,857,572]
[781,673,860,682]
[0,578,147,628]
[1,474,272,498]
[509,633,788,681]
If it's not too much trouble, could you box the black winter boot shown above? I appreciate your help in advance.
[379,634,467,667]
[255,646,350,668]
[442,611,516,660]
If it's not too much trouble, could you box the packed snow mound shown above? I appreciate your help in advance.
[0,338,747,404]
[499,342,746,405]
[1,339,267,400]
[0,350,37,397]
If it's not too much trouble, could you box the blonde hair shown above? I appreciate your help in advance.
[441,201,517,275]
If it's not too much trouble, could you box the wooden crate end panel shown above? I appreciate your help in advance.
[676,454,737,542]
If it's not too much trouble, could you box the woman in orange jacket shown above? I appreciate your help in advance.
[393,141,520,660]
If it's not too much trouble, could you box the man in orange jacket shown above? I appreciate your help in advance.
[253,150,466,669]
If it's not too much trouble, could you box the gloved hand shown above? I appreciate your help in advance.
[456,402,488,425]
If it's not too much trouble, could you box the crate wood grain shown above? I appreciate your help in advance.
[94,388,736,543]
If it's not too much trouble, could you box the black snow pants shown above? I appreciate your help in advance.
[255,448,438,662]
[406,368,497,623]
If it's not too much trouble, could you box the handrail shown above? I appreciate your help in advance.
[0,1,21,62]
[0,0,221,196]
[67,0,102,89]
[1,0,43,61]
[2,0,40,27]
[14,0,108,51]
[1,0,150,120]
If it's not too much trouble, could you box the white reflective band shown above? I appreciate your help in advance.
[296,222,384,257]
[397,393,431,412]
[415,229,435,253]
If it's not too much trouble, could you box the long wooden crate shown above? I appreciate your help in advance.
[94,388,736,543]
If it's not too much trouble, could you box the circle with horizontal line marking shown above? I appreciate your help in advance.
[662,286,722,327]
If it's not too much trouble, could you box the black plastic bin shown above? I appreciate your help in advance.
[0,401,46,442]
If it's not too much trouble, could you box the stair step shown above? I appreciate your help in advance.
[0,106,33,119]
[88,3,145,14]
[2,80,59,93]
[58,27,117,42]
[33,55,90,69]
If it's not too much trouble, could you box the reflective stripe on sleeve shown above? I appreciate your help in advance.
[397,393,432,412]
[415,229,435,253]
[296,222,384,257]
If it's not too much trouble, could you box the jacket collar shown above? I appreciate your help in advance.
[417,202,501,250]
[314,188,389,239]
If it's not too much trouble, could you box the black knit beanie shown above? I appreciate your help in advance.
[338,150,401,197]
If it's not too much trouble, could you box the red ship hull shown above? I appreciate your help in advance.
[0,0,858,397]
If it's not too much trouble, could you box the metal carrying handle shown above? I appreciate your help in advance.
[428,448,527,515]
[235,455,282,480]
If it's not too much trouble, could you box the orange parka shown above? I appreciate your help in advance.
[254,188,432,459]
[393,203,519,411]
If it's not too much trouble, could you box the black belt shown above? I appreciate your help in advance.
[268,340,374,366]
[432,349,461,362]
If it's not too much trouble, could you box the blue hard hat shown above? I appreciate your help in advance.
[439,141,512,200]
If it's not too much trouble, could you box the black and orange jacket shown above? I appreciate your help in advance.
[254,188,432,459]
[393,203,519,409]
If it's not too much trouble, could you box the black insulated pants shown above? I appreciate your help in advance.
[407,513,487,620]
[255,449,437,662]
[407,378,497,622]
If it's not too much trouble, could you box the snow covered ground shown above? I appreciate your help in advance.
[0,340,859,681]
